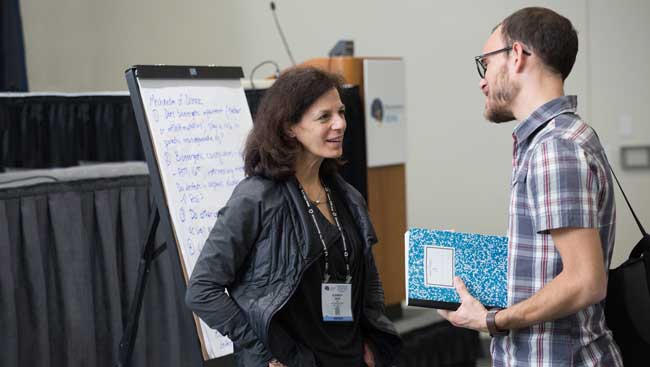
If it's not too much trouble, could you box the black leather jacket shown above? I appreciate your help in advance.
[186,174,402,366]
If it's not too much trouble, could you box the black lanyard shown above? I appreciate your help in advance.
[297,182,351,283]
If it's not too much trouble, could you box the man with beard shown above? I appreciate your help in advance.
[437,7,623,366]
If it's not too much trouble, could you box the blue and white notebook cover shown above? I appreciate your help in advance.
[405,228,508,310]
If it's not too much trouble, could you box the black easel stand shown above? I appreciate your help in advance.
[115,208,167,367]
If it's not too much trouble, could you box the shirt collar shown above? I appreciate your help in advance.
[512,95,578,143]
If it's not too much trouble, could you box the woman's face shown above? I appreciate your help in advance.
[290,88,346,163]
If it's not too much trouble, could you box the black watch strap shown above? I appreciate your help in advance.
[486,309,508,337]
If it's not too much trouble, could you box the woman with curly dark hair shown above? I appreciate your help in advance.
[186,66,401,367]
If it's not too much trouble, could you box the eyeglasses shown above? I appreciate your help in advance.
[474,46,531,79]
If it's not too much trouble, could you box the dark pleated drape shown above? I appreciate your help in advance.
[399,323,481,367]
[0,95,143,168]
[0,0,28,91]
[0,175,202,367]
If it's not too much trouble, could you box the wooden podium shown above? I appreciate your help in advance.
[301,57,406,315]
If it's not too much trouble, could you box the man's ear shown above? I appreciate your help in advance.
[511,42,528,74]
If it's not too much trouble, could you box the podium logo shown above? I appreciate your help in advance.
[371,98,384,123]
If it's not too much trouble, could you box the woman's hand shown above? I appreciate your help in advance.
[363,342,376,367]
[268,358,287,367]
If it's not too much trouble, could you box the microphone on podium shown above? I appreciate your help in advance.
[269,1,296,66]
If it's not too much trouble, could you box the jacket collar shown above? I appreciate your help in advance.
[284,174,378,260]
[330,174,378,249]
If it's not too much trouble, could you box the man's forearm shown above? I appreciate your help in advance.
[495,270,605,330]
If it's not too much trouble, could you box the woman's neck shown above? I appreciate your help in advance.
[294,154,323,189]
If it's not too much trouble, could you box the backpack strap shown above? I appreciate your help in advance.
[605,160,650,259]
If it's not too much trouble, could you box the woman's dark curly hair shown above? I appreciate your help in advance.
[244,66,344,180]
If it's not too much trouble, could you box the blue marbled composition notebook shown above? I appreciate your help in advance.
[405,228,508,310]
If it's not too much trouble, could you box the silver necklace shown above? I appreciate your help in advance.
[313,187,324,205]
[297,182,351,283]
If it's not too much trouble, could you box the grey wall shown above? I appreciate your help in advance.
[20,0,650,267]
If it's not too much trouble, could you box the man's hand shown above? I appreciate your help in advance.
[268,358,287,367]
[437,276,489,332]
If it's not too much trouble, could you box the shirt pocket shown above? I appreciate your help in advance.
[511,162,528,187]
[510,169,530,217]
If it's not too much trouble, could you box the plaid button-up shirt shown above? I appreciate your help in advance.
[491,96,623,366]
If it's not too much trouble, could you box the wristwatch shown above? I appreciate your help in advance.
[486,309,509,337]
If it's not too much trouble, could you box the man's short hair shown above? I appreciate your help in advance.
[500,7,578,80]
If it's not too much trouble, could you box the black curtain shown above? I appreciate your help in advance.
[399,323,481,367]
[0,95,143,168]
[0,175,203,367]
[1,0,28,91]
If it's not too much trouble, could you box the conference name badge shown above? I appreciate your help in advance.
[321,283,353,322]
